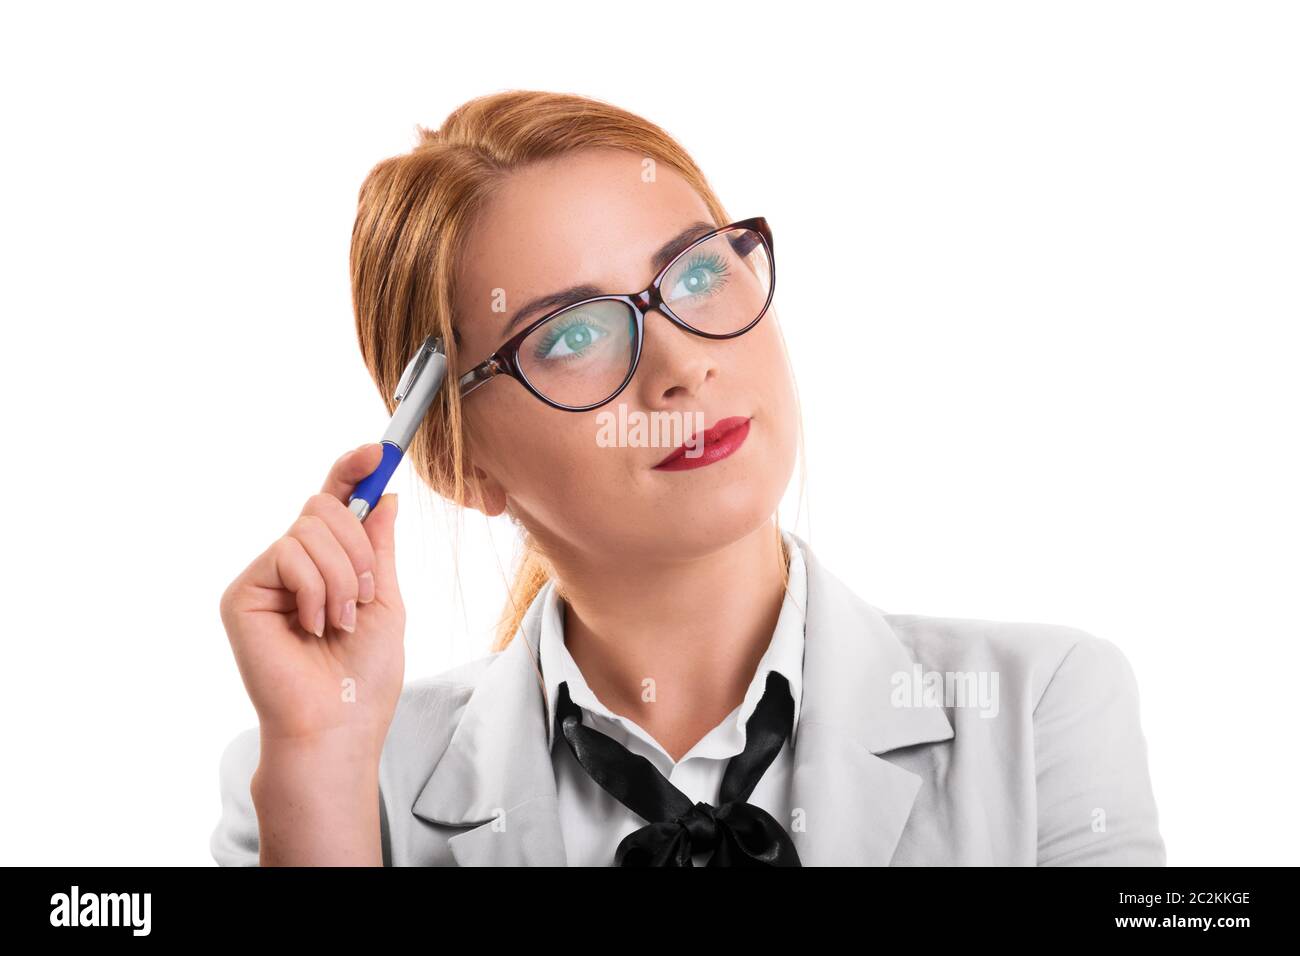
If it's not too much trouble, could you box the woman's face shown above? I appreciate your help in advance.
[454,147,797,565]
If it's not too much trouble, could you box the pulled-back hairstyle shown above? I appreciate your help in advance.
[349,90,805,651]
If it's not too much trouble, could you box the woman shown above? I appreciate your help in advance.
[211,90,1165,866]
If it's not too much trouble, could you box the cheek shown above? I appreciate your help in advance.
[740,321,795,413]
[763,315,791,361]
[735,314,786,373]
[484,406,626,508]
[747,323,800,466]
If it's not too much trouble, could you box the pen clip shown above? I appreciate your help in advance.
[393,334,445,403]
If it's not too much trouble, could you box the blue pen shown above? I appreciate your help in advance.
[347,334,448,521]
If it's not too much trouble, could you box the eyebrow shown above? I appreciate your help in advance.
[499,220,718,339]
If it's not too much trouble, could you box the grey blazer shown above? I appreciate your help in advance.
[211,532,1166,866]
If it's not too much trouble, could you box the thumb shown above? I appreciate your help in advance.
[363,492,400,603]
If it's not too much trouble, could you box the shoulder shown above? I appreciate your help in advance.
[800,535,1141,711]
[880,610,1142,715]
[877,610,1163,864]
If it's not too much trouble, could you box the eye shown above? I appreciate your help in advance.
[535,315,609,361]
[666,252,730,303]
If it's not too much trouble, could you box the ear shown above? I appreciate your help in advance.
[465,463,509,518]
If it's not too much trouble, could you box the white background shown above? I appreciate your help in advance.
[2,1,1295,865]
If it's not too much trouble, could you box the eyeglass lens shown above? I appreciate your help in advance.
[515,226,773,408]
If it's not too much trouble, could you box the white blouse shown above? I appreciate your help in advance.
[537,530,808,866]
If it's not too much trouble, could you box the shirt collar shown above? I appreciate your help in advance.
[539,529,807,753]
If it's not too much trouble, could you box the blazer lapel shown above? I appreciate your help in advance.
[410,587,568,866]
[409,531,953,867]
[786,532,954,865]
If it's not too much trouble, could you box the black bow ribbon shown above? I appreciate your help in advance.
[553,670,802,867]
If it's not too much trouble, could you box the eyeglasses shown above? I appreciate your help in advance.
[455,217,775,412]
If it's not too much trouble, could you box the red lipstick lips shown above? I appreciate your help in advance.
[653,416,752,471]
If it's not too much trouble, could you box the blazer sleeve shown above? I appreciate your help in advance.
[1032,634,1166,865]
[210,727,262,866]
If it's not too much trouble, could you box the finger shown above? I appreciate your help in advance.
[255,535,328,636]
[364,493,400,606]
[287,514,359,633]
[320,443,385,504]
[234,586,300,616]
[301,492,378,604]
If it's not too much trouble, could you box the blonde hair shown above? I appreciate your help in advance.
[349,90,807,651]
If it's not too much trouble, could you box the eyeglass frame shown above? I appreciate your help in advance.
[454,216,775,412]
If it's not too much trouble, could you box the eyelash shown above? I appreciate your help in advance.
[680,251,730,296]
[532,314,595,360]
[522,238,728,352]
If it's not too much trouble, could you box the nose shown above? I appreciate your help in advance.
[634,304,717,405]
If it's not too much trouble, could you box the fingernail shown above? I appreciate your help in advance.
[358,571,375,603]
[313,607,325,637]
[341,599,356,633]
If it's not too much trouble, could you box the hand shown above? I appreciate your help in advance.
[219,443,405,754]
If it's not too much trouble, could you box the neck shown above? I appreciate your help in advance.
[550,521,788,762]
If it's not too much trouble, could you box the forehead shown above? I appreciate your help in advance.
[456,149,715,311]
